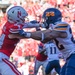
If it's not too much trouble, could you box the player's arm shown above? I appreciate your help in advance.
[8,21,44,39]
[30,23,68,43]
[23,21,45,28]
[8,33,25,39]
[39,49,46,54]
[38,43,46,54]
[30,29,67,43]
[23,23,43,28]
[8,29,67,43]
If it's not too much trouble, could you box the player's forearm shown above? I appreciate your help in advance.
[23,22,40,28]
[23,22,45,28]
[30,31,42,41]
[39,49,46,54]
[30,30,52,42]
[8,33,25,39]
[18,29,63,43]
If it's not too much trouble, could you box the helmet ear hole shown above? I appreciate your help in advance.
[12,11,14,13]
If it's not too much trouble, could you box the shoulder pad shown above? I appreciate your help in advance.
[54,23,68,31]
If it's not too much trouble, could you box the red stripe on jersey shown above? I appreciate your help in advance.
[2,58,21,75]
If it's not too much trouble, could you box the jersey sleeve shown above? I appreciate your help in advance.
[54,22,68,32]
[38,43,44,53]
[9,25,22,33]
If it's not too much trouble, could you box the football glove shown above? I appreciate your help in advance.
[19,30,31,38]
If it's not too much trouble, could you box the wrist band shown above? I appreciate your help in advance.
[41,33,45,41]
[26,32,31,38]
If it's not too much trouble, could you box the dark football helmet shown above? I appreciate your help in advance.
[42,8,62,29]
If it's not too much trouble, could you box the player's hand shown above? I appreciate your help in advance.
[19,30,31,38]
[39,22,46,28]
[19,30,26,36]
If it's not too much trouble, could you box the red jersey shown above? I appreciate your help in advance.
[0,21,22,57]
[36,53,48,61]
[36,43,48,61]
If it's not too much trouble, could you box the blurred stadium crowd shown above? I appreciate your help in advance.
[0,0,75,75]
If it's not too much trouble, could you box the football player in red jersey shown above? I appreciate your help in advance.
[34,42,48,75]
[0,6,28,75]
[0,5,42,75]
[0,4,46,74]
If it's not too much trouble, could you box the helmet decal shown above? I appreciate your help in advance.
[17,11,21,18]
[46,11,55,17]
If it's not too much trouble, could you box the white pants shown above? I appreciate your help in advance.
[34,59,48,75]
[0,52,21,75]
